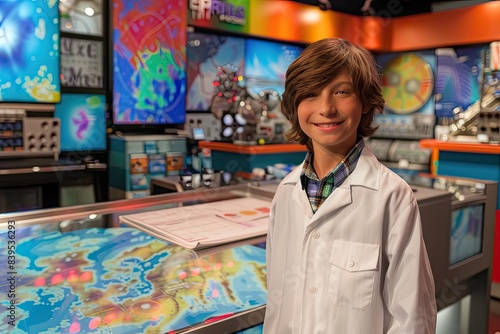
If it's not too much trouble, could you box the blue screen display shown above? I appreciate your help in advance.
[54,94,107,152]
[244,39,303,97]
[449,204,483,265]
[0,0,60,103]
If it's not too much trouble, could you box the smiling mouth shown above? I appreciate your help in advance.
[314,122,342,128]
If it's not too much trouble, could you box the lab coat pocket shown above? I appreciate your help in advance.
[328,240,380,311]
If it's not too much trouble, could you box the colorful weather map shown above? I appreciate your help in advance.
[112,0,186,124]
[0,226,267,333]
[0,0,60,103]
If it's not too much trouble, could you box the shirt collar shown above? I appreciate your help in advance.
[300,138,365,189]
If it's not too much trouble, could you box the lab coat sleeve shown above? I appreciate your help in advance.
[266,197,275,286]
[384,200,437,334]
[263,195,277,334]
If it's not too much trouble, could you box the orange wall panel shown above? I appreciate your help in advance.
[246,1,500,52]
[389,1,500,51]
[248,1,365,46]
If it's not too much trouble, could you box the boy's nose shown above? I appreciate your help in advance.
[318,95,337,116]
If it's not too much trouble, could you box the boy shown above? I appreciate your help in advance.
[263,38,437,333]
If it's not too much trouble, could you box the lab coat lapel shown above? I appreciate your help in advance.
[292,181,314,219]
[309,185,352,226]
[283,146,381,226]
[306,146,381,227]
[283,164,314,219]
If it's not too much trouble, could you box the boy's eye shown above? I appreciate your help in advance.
[303,93,317,99]
[335,90,350,95]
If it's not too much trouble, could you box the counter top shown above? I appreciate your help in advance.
[0,182,273,334]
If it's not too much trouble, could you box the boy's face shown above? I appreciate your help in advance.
[297,73,364,156]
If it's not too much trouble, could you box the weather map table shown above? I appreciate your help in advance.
[0,224,267,333]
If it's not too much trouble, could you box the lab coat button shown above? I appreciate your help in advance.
[347,259,355,268]
[312,231,320,239]
[309,287,317,294]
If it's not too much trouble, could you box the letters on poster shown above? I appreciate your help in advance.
[60,38,104,88]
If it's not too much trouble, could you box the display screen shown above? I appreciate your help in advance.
[435,44,488,120]
[0,227,267,333]
[449,204,484,265]
[186,32,245,112]
[192,127,206,140]
[378,51,436,116]
[244,38,303,97]
[112,0,186,124]
[54,94,107,152]
[372,51,437,139]
[0,0,60,103]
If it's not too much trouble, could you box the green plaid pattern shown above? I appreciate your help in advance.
[300,139,365,213]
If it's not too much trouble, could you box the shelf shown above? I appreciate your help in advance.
[198,141,307,154]
[420,139,500,155]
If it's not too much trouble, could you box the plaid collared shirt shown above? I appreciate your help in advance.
[300,139,365,213]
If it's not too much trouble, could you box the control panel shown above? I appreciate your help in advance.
[373,114,435,140]
[23,117,60,155]
[0,110,60,159]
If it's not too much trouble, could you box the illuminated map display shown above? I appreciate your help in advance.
[0,227,267,333]
[112,0,186,125]
[0,0,60,103]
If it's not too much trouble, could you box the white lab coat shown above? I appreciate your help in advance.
[263,146,437,334]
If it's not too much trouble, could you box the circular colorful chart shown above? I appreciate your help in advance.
[381,53,434,115]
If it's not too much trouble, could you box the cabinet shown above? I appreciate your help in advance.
[108,135,187,199]
[198,141,307,176]
[420,139,500,291]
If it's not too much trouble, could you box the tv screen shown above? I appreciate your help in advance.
[449,204,484,265]
[112,0,187,125]
[186,32,245,112]
[244,39,303,97]
[0,0,60,103]
[54,94,107,152]
[435,44,488,120]
[378,51,436,116]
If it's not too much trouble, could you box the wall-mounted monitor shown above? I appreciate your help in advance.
[373,50,437,139]
[379,51,436,116]
[54,94,107,152]
[449,204,484,266]
[186,32,245,112]
[244,39,303,98]
[435,44,488,120]
[112,0,187,125]
[0,0,60,103]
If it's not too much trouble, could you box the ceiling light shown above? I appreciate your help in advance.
[84,6,95,16]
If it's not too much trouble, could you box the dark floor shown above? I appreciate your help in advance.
[490,297,500,334]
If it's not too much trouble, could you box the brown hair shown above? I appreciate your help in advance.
[281,38,385,151]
